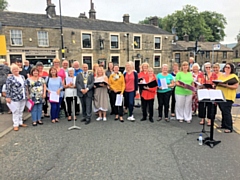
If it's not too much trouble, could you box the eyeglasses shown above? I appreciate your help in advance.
[205,67,211,69]
[224,66,231,69]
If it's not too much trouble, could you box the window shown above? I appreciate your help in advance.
[155,37,161,49]
[37,31,49,46]
[111,56,119,65]
[10,30,22,46]
[175,53,180,63]
[111,35,119,49]
[134,36,141,49]
[83,56,92,70]
[206,51,210,59]
[223,52,227,59]
[236,50,239,58]
[82,33,91,48]
[98,59,106,69]
[154,55,161,67]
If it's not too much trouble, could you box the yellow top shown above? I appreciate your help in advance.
[216,74,239,101]
[109,72,125,94]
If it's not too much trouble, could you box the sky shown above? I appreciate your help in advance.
[6,0,240,44]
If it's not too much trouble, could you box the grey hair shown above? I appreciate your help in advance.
[204,62,211,67]
[192,63,200,69]
[162,64,168,68]
[68,67,74,72]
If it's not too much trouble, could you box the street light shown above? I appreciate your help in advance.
[59,0,64,58]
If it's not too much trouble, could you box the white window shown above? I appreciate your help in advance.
[82,33,92,48]
[111,35,119,49]
[10,30,23,46]
[154,36,161,49]
[153,54,161,68]
[37,31,49,46]
[82,55,93,70]
[133,35,141,49]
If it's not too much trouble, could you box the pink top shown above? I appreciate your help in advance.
[125,72,135,92]
[58,68,66,81]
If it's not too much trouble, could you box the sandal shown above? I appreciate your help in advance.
[224,129,232,133]
[119,117,124,122]
[115,116,119,121]
[165,118,170,122]
[32,122,37,126]
[55,119,59,123]
[37,121,43,125]
[68,116,72,121]
[216,126,225,129]
[51,120,55,123]
[199,119,205,125]
[44,114,50,117]
[157,117,162,121]
[207,120,211,126]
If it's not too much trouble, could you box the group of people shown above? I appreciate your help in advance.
[1,57,239,134]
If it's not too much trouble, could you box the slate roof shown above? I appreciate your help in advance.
[173,41,233,52]
[0,11,171,35]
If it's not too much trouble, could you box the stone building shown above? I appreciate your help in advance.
[172,35,233,66]
[0,0,173,73]
[233,38,240,61]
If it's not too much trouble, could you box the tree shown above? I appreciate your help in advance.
[139,5,227,42]
[0,0,8,10]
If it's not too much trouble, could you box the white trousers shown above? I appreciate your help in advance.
[12,100,26,127]
[175,94,192,121]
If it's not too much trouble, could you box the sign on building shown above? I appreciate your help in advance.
[0,35,7,55]
[213,44,221,50]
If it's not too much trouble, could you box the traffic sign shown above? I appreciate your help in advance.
[213,44,221,50]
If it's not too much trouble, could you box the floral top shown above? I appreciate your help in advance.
[26,78,45,104]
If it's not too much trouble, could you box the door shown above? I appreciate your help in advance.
[135,60,140,73]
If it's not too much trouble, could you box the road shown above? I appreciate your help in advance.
[1,102,240,180]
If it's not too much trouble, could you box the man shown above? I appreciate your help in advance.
[76,63,94,125]
[62,60,69,77]
[0,59,11,114]
[189,57,194,71]
[20,60,32,79]
[73,61,83,76]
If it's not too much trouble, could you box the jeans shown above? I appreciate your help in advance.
[31,103,43,122]
[124,91,135,116]
[50,97,62,120]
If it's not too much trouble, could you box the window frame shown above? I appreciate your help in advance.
[206,51,210,59]
[223,52,227,59]
[110,34,120,49]
[133,34,142,50]
[82,54,93,70]
[154,36,162,50]
[110,54,120,66]
[175,53,180,63]
[10,29,23,46]
[153,54,161,68]
[37,31,49,47]
[81,31,93,49]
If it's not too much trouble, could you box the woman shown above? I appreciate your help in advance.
[216,63,239,133]
[175,61,194,123]
[170,63,179,118]
[64,68,77,121]
[157,64,174,121]
[124,61,138,121]
[141,67,157,122]
[94,67,109,121]
[36,61,49,117]
[105,62,114,114]
[26,67,46,126]
[53,58,67,117]
[213,63,222,77]
[198,62,217,126]
[93,63,99,77]
[6,64,28,131]
[46,67,64,123]
[192,63,202,116]
[109,64,125,122]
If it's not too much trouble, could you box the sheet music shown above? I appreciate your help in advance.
[209,90,224,100]
[160,78,168,89]
[25,100,34,111]
[197,89,224,101]
[7,102,17,113]
[49,91,59,103]
[115,94,123,106]
[66,77,73,85]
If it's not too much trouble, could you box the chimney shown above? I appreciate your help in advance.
[183,34,189,42]
[149,16,158,26]
[123,14,130,23]
[199,35,205,42]
[45,0,56,18]
[79,12,87,19]
[89,0,96,19]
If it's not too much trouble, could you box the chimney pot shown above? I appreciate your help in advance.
[183,34,189,42]
[46,0,56,18]
[149,16,158,26]
[123,14,130,23]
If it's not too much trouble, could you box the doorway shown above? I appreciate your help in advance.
[135,60,141,73]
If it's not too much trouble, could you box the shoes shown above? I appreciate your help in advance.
[186,120,191,124]
[85,120,90,125]
[127,115,135,121]
[179,120,183,123]
[103,117,107,121]
[140,117,147,121]
[8,111,12,114]
[44,114,50,117]
[207,120,211,126]
[32,122,37,126]
[20,124,28,127]
[165,118,170,122]
[110,112,114,115]
[149,118,154,123]
[224,129,232,133]
[216,126,226,129]
[55,119,59,123]
[51,120,55,123]
[157,117,162,121]
[37,121,43,125]
[13,127,19,131]
[119,117,124,123]
[115,116,119,121]
[81,118,86,122]
[96,117,102,121]
[0,112,4,115]
[170,116,175,120]
[199,119,205,125]
[76,112,80,116]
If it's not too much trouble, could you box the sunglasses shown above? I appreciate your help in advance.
[224,66,231,69]
[205,67,211,69]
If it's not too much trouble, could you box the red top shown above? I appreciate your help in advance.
[141,75,157,100]
[198,72,218,85]
[138,71,149,83]
[125,72,135,92]
[39,71,48,78]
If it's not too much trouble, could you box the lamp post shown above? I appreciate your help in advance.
[59,0,64,58]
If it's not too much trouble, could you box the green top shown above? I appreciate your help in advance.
[156,73,174,93]
[175,71,193,95]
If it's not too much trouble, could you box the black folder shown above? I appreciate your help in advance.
[94,81,108,88]
[213,77,239,85]
[138,80,158,90]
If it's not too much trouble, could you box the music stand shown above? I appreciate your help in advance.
[191,89,225,148]
[68,91,81,130]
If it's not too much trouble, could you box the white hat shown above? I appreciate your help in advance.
[0,59,6,65]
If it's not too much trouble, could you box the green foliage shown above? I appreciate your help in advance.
[0,0,8,10]
[138,5,227,42]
